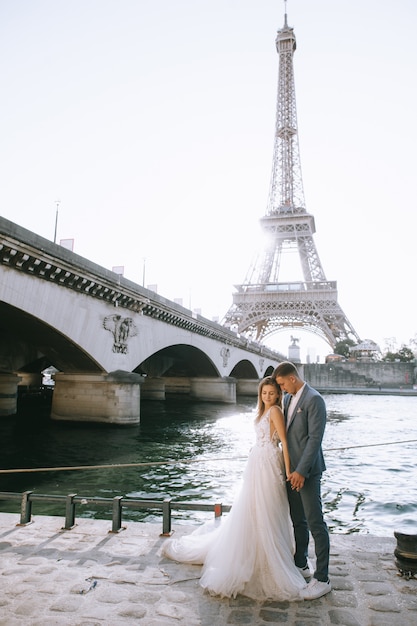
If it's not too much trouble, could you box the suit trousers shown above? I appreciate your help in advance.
[286,473,330,582]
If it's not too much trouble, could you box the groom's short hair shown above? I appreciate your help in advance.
[273,361,299,378]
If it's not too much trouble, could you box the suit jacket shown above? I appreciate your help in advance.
[283,383,327,478]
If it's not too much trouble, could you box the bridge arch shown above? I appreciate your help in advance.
[229,359,258,379]
[0,301,102,373]
[135,344,220,378]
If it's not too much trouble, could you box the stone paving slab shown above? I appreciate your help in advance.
[0,512,416,625]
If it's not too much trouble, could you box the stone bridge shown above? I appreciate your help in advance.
[0,217,285,424]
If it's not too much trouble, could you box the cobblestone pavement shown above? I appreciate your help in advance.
[0,512,416,625]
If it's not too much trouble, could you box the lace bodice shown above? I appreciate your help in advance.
[255,409,280,447]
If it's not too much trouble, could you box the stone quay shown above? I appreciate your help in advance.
[0,512,416,625]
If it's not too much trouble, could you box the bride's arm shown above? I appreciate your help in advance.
[270,405,291,479]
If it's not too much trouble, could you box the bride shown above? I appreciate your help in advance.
[161,376,307,601]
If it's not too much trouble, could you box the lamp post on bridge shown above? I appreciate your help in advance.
[53,200,60,244]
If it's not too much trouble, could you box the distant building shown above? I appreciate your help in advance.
[349,339,380,362]
[325,353,345,363]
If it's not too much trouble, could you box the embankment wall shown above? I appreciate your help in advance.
[303,362,416,389]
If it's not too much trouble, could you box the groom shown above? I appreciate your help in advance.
[273,361,331,600]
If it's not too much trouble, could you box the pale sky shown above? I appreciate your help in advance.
[1,0,416,362]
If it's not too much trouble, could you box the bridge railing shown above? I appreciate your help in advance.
[0,490,231,536]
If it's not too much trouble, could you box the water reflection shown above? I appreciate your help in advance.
[326,409,351,424]
[1,394,416,535]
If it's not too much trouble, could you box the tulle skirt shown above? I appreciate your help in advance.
[161,442,306,601]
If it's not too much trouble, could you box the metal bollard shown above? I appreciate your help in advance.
[110,496,124,533]
[18,491,33,526]
[63,493,77,530]
[161,498,172,536]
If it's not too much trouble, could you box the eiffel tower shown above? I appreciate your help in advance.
[223,8,360,350]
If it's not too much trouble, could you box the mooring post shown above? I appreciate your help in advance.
[394,530,417,579]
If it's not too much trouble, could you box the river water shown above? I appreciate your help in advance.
[0,393,416,537]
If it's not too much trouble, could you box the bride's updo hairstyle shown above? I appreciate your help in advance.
[256,376,282,421]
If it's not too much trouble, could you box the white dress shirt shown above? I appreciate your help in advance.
[287,383,306,429]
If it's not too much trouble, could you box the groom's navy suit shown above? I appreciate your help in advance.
[284,384,330,582]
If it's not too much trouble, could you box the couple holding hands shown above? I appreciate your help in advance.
[162,361,331,602]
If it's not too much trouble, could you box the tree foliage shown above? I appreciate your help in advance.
[334,339,356,358]
[382,345,415,362]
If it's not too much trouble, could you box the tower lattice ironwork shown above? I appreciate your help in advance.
[223,10,360,349]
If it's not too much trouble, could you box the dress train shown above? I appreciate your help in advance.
[161,409,306,601]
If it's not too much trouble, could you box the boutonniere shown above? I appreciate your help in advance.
[296,408,303,413]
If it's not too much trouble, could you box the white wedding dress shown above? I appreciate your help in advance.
[161,409,306,601]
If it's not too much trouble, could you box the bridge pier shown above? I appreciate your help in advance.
[165,376,191,396]
[141,376,192,399]
[51,371,143,425]
[190,377,236,403]
[0,373,21,416]
[141,376,238,403]
[236,379,260,396]
[140,377,166,400]
[17,372,43,389]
